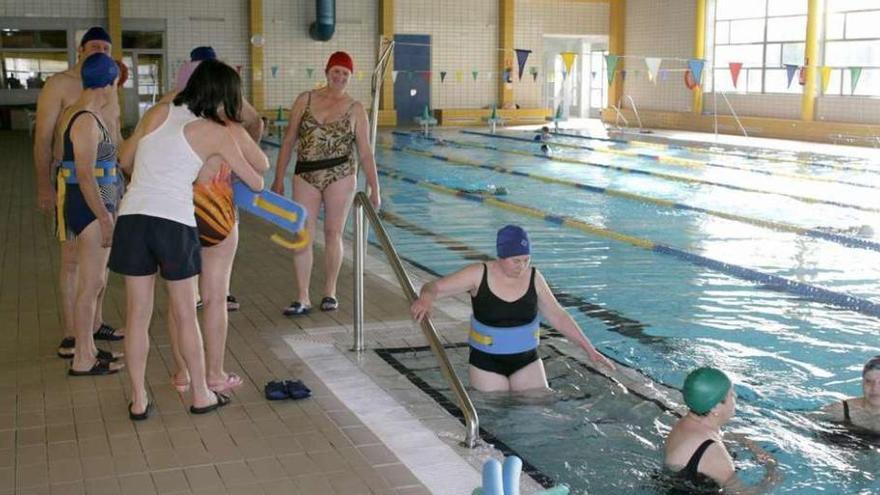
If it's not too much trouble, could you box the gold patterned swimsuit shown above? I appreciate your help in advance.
[295,91,356,191]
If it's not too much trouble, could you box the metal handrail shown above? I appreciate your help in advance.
[351,193,480,448]
[719,91,748,138]
[610,104,629,130]
[624,95,643,132]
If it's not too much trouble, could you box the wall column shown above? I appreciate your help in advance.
[380,0,395,112]
[800,0,820,121]
[607,0,625,108]
[499,0,514,106]
[249,0,265,111]
[692,0,706,114]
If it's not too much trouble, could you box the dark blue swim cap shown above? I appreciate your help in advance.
[81,53,118,89]
[80,26,112,47]
[190,46,217,61]
[497,225,530,259]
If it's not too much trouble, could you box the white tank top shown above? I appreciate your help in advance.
[118,104,203,226]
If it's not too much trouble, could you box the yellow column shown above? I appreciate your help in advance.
[249,0,265,112]
[499,0,515,106]
[607,0,626,108]
[800,0,820,121]
[380,0,395,112]
[107,0,124,117]
[692,0,706,114]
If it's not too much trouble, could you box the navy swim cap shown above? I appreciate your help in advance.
[190,46,217,61]
[80,26,111,47]
[497,225,530,259]
[863,356,880,376]
[81,53,119,89]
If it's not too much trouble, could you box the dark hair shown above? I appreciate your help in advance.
[173,59,242,125]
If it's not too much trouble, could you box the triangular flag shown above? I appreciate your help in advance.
[486,71,493,80]
[687,59,704,86]
[530,66,539,82]
[561,52,577,75]
[820,66,833,92]
[514,49,531,80]
[356,70,365,81]
[850,67,863,94]
[235,65,243,74]
[306,68,314,79]
[472,70,479,81]
[784,64,798,87]
[728,62,742,88]
[271,65,278,78]
[605,54,619,84]
[392,70,399,82]
[421,70,432,83]
[645,57,662,83]
[660,69,669,82]
[455,70,463,82]
[440,71,447,82]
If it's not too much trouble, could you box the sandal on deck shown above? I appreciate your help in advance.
[190,392,231,415]
[129,401,152,421]
[226,295,240,312]
[68,359,120,377]
[282,301,311,316]
[93,323,124,341]
[319,296,338,312]
[57,337,75,359]
[208,373,243,393]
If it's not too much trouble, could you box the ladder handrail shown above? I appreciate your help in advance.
[718,91,748,138]
[610,104,629,130]
[623,95,643,132]
[352,193,480,448]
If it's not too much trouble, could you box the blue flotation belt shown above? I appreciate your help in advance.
[469,315,540,355]
[59,160,118,185]
[232,180,310,250]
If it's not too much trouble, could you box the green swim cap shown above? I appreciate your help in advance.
[683,367,732,415]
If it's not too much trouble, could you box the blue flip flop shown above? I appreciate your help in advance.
[284,380,311,400]
[264,381,289,401]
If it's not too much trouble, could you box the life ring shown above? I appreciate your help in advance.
[684,69,698,90]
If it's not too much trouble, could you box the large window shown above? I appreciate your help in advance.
[824,0,880,96]
[1,29,69,90]
[712,0,807,94]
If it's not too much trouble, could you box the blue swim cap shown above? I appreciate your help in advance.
[80,26,111,47]
[497,225,530,259]
[81,53,118,89]
[190,46,217,61]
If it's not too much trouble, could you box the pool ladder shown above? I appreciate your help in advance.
[351,192,480,449]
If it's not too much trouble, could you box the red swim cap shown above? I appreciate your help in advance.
[325,51,354,73]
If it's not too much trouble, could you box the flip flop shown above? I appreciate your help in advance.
[97,349,122,362]
[264,381,288,401]
[319,296,338,312]
[282,301,311,316]
[284,380,311,400]
[208,373,243,393]
[189,392,230,415]
[129,401,152,421]
[226,295,240,312]
[57,337,75,358]
[68,359,120,376]
[93,323,124,341]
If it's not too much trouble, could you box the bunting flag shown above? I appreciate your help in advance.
[455,70,463,82]
[645,57,662,83]
[561,52,577,75]
[235,65,243,74]
[530,66,539,82]
[392,70,399,82]
[728,62,743,88]
[472,70,479,81]
[850,67,863,94]
[440,71,447,82]
[687,59,704,86]
[514,49,531,80]
[605,54,619,84]
[356,70,365,81]
[271,65,278,78]
[820,66,833,92]
[784,64,798,87]
[421,70,432,83]
[660,69,669,81]
[306,68,314,79]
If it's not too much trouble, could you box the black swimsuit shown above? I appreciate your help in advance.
[672,439,723,493]
[468,264,540,377]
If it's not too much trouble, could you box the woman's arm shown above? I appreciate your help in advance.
[352,101,380,209]
[70,115,113,247]
[534,270,615,370]
[271,93,307,195]
[228,123,270,174]
[411,263,484,322]
[717,436,781,495]
[217,125,264,191]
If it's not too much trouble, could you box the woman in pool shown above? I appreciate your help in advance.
[410,224,614,392]
[820,355,880,433]
[664,367,780,493]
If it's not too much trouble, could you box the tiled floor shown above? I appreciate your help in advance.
[0,131,434,495]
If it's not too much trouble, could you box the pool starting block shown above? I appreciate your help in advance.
[485,105,505,134]
[233,181,310,250]
[414,105,438,137]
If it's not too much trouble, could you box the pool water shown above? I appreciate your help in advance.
[262,128,880,494]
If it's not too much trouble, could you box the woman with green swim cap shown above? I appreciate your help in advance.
[664,367,780,493]
[820,355,880,433]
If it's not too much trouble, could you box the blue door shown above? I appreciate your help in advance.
[394,34,431,126]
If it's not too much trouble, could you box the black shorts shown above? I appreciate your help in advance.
[469,347,540,377]
[108,214,201,281]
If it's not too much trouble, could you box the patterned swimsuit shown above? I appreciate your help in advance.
[295,91,356,191]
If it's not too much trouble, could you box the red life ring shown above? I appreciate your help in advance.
[115,59,129,87]
[684,69,698,90]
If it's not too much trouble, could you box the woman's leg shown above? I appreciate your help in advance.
[166,300,189,389]
[124,274,155,415]
[468,366,512,393]
[508,359,550,392]
[199,223,238,387]
[165,277,217,409]
[320,175,356,299]
[59,239,78,341]
[70,222,122,372]
[291,176,322,307]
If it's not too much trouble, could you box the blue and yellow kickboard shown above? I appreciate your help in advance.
[233,181,310,250]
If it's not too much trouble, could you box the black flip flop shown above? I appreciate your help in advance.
[190,392,230,415]
[282,301,311,316]
[94,323,124,341]
[129,401,152,421]
[319,296,338,312]
[68,359,119,377]
[97,349,121,362]
[57,337,75,359]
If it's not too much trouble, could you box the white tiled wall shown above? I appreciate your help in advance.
[817,96,880,125]
[395,0,498,109]
[513,0,609,108]
[262,0,377,113]
[703,94,802,120]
